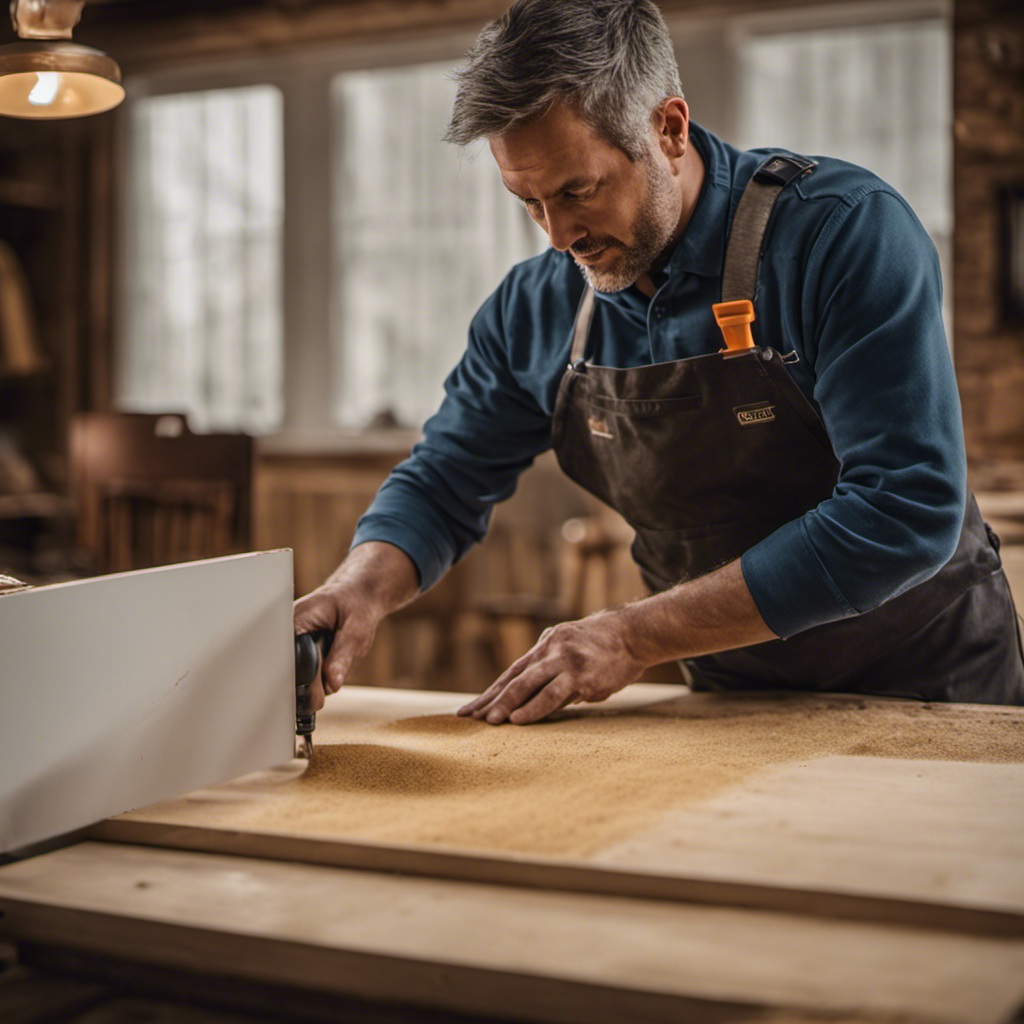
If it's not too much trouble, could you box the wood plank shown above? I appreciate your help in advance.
[0,552,295,853]
[592,755,1024,910]
[90,686,1024,935]
[93,815,1024,939]
[9,945,909,1024]
[2,842,1024,1024]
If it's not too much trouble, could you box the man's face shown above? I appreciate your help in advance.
[490,101,683,292]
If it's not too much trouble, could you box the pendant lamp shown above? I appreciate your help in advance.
[0,0,123,119]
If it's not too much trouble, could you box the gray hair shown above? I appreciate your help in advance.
[444,0,683,161]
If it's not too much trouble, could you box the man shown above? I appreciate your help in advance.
[295,0,1024,723]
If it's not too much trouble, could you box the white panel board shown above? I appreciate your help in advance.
[0,551,295,852]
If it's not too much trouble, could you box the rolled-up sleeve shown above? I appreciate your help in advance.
[741,188,966,639]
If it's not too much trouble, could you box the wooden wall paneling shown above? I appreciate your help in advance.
[255,453,401,597]
[255,450,456,687]
[255,451,594,689]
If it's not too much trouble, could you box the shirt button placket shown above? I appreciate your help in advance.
[650,303,667,360]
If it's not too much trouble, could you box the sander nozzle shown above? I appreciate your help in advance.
[294,631,325,760]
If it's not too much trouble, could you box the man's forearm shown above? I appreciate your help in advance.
[294,540,422,695]
[458,556,777,725]
[323,540,421,616]
[612,558,777,668]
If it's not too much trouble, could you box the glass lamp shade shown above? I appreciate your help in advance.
[0,41,123,118]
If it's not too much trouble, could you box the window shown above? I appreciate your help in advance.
[331,62,543,429]
[735,18,952,334]
[116,13,951,440]
[118,55,543,439]
[117,86,284,433]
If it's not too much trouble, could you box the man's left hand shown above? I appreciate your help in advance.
[457,610,645,725]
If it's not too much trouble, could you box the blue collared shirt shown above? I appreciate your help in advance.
[353,122,966,640]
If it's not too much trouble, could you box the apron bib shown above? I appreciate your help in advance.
[551,156,1024,703]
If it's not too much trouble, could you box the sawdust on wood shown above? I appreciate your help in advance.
[183,695,1024,858]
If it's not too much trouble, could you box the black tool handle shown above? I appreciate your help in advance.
[294,630,329,739]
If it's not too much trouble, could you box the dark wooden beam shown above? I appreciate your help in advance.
[5,0,899,74]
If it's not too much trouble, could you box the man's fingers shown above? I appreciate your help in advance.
[508,676,576,725]
[457,644,548,716]
[457,679,505,716]
[321,630,360,694]
[455,616,639,727]
[477,665,556,724]
[321,647,352,695]
[311,674,326,713]
[293,590,338,638]
[294,598,341,695]
[319,615,377,695]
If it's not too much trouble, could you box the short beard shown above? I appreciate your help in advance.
[572,150,682,294]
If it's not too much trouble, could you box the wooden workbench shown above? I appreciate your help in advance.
[1,684,1022,1024]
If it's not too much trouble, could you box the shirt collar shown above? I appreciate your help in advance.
[590,121,735,315]
[662,121,733,280]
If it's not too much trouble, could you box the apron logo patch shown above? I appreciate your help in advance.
[734,402,776,426]
[587,416,613,439]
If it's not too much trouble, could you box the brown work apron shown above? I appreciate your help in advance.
[550,157,1024,704]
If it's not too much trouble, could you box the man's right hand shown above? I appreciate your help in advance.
[293,541,420,696]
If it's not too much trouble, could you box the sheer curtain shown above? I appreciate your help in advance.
[118,86,284,433]
[115,24,950,438]
[330,62,546,430]
[736,20,951,335]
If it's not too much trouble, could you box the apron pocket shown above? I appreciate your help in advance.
[585,393,702,417]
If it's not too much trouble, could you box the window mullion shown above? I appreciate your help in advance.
[279,70,334,442]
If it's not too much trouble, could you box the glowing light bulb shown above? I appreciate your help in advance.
[28,72,60,106]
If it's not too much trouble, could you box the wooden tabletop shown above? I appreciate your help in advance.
[1,685,1022,1024]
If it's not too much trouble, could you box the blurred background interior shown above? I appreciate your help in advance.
[0,0,1021,691]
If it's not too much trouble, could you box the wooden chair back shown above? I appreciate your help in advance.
[71,412,253,573]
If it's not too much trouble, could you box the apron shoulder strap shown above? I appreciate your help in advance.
[569,284,596,364]
[721,153,816,304]
[570,152,816,360]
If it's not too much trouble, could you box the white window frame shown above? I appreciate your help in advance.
[117,31,484,452]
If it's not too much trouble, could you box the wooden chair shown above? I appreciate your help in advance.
[71,412,253,573]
